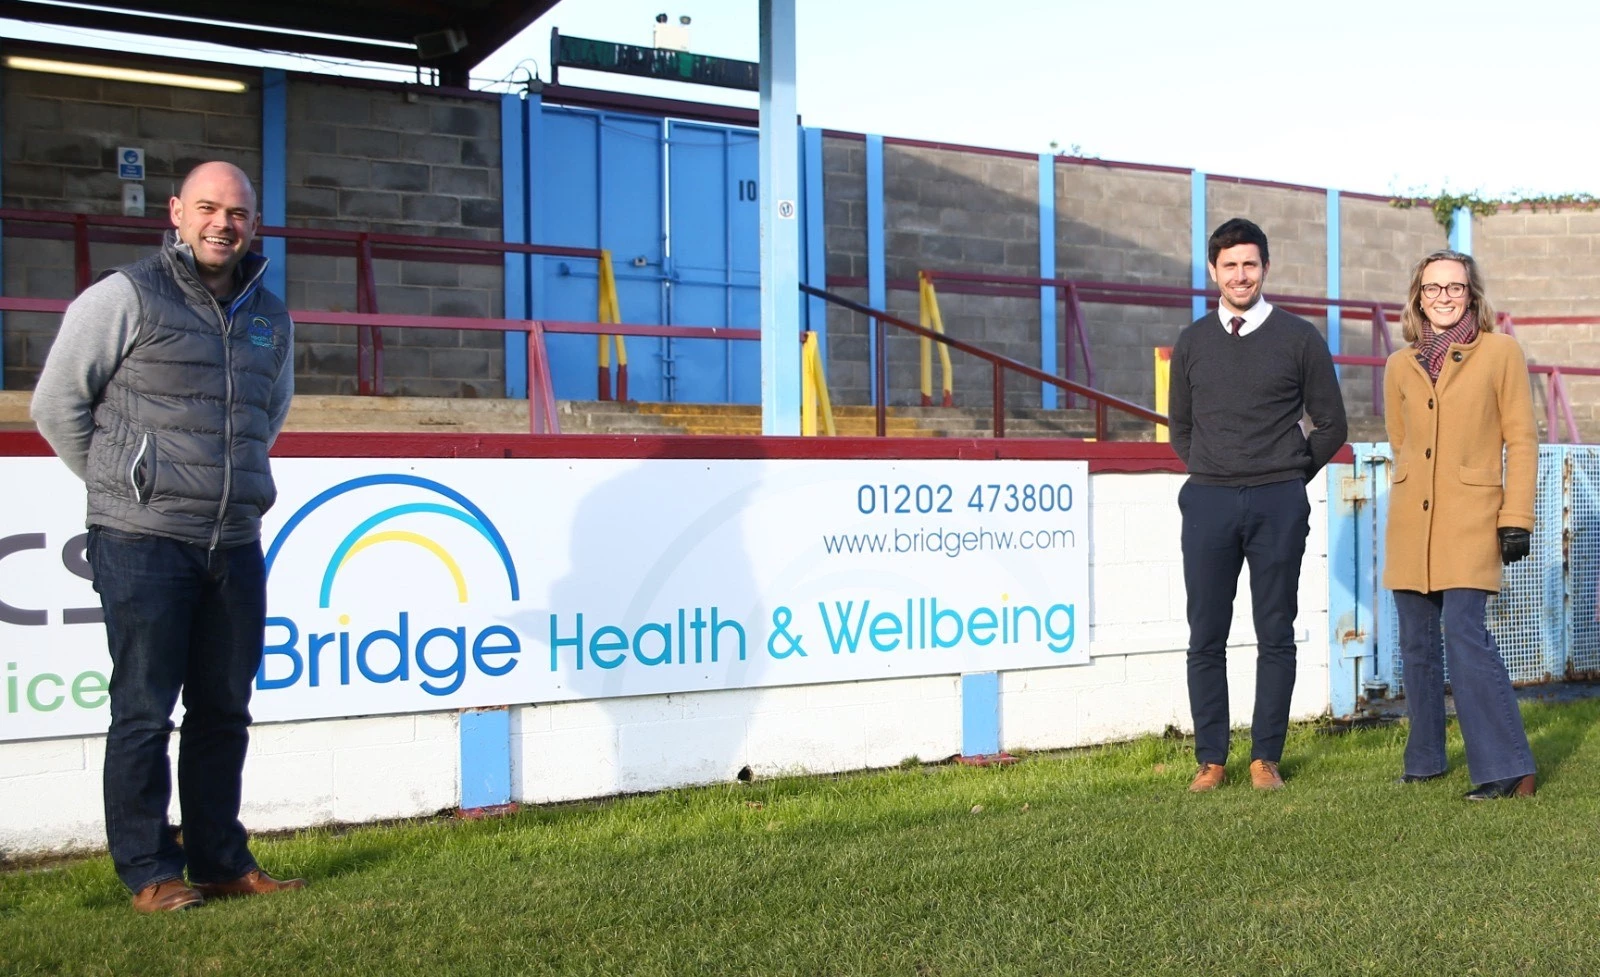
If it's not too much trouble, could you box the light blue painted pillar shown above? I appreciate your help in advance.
[1448,206,1472,253]
[260,69,287,305]
[1038,153,1058,409]
[1326,189,1341,374]
[459,707,512,810]
[865,134,885,405]
[501,92,530,399]
[759,0,801,435]
[1190,171,1208,321]
[801,126,827,362]
[961,672,1001,757]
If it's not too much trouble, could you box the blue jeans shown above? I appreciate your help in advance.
[88,527,265,893]
[1394,588,1534,785]
[1179,478,1310,765]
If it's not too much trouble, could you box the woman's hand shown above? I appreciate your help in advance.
[1498,527,1531,565]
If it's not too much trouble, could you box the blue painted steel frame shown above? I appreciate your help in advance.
[1038,154,1058,409]
[866,134,885,403]
[1326,445,1392,717]
[501,93,531,399]
[1326,189,1341,372]
[802,126,827,362]
[759,0,800,434]
[260,69,288,305]
[961,672,1001,757]
[1449,206,1472,253]
[1190,171,1208,321]
[459,707,512,809]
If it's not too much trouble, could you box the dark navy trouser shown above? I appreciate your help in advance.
[1394,588,1534,785]
[88,527,265,894]
[1179,478,1310,766]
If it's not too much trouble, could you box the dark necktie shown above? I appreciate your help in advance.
[1229,316,1245,336]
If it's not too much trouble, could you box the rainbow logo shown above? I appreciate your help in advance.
[264,474,520,608]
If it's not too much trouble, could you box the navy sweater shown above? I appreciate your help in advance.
[1168,307,1348,485]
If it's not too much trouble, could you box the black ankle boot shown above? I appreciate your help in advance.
[1464,773,1536,800]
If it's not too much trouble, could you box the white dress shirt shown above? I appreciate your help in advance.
[1218,299,1274,337]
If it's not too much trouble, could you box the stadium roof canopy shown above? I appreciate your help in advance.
[0,0,564,86]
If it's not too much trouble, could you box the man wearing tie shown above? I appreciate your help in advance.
[1168,217,1348,792]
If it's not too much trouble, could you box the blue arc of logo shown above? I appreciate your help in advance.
[265,474,520,602]
[319,503,496,608]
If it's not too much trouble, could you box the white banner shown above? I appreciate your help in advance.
[0,457,1089,741]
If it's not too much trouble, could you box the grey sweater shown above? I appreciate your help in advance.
[1168,307,1347,485]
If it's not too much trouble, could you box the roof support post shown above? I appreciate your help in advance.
[759,0,801,435]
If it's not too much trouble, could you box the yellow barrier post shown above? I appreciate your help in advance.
[918,273,934,406]
[1153,346,1172,442]
[920,273,955,407]
[597,251,630,400]
[800,331,836,436]
[811,336,836,436]
[802,333,818,436]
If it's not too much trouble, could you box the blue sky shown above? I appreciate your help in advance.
[3,0,1595,198]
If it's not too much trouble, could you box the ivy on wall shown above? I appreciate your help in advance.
[1392,191,1600,228]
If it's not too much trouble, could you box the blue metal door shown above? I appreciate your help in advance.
[536,106,668,401]
[532,106,761,403]
[665,120,760,403]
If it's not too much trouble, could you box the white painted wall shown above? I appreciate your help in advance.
[0,471,1332,855]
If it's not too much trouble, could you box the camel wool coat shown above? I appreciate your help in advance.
[1382,330,1537,594]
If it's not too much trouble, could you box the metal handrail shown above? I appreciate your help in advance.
[0,207,613,397]
[800,283,1165,439]
[917,269,1405,413]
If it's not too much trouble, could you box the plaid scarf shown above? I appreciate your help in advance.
[1415,309,1477,383]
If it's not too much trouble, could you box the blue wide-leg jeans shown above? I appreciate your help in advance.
[88,527,265,894]
[1394,588,1534,785]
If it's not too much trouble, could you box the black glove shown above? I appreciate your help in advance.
[1499,527,1531,565]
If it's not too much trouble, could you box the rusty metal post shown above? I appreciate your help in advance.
[875,316,887,438]
[992,362,1005,438]
[73,214,91,294]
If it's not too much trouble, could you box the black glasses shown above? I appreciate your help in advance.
[1421,282,1468,299]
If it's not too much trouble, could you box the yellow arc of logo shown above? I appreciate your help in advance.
[339,531,469,603]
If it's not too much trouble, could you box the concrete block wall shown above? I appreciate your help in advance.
[1057,163,1192,406]
[1477,206,1600,319]
[0,56,260,389]
[1473,205,1600,436]
[0,469,1336,855]
[881,146,1040,407]
[1205,178,1328,303]
[0,47,506,400]
[284,79,504,398]
[1336,196,1446,414]
[820,134,871,399]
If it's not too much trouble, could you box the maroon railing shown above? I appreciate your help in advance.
[800,283,1164,439]
[916,271,1407,415]
[0,208,608,397]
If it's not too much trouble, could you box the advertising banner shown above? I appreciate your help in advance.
[0,457,1089,742]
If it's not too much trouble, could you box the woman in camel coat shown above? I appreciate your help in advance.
[1383,248,1538,800]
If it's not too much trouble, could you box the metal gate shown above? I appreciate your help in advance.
[1330,444,1600,717]
[532,106,760,403]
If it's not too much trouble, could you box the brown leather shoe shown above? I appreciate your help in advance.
[131,879,204,913]
[1250,759,1285,790]
[192,869,306,900]
[1187,762,1226,792]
